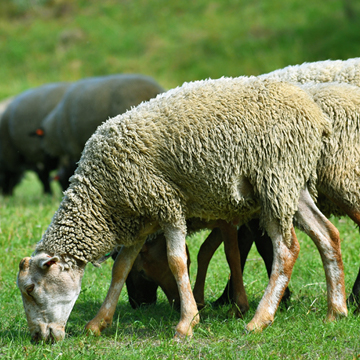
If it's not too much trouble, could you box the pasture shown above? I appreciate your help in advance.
[1,0,360,358]
[1,174,360,359]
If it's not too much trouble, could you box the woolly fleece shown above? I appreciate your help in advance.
[261,57,360,217]
[299,82,360,216]
[35,76,330,264]
[260,57,360,85]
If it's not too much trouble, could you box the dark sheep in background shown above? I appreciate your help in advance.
[0,83,70,195]
[40,74,165,189]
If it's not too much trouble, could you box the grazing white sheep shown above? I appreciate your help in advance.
[193,81,360,313]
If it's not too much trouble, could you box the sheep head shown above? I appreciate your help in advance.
[17,252,84,343]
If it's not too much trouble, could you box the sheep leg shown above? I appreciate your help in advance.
[218,220,249,317]
[319,198,360,306]
[192,228,223,308]
[295,188,348,321]
[253,223,292,306]
[85,241,144,336]
[246,222,300,332]
[212,222,257,307]
[163,224,199,338]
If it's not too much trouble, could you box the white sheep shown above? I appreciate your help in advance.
[17,76,346,342]
[259,57,360,85]
[192,58,360,310]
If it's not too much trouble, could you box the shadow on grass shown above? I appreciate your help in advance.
[63,293,268,341]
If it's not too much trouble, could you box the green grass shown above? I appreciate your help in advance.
[1,173,360,359]
[1,0,360,358]
[0,0,360,97]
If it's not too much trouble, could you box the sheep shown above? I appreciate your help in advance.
[0,83,70,195]
[187,58,360,309]
[122,218,249,316]
[17,76,345,343]
[259,57,360,86]
[192,81,360,311]
[39,74,165,189]
[105,58,360,315]
[123,232,190,310]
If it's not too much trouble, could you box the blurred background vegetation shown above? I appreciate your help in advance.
[0,0,359,99]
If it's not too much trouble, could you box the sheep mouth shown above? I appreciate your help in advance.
[31,327,64,344]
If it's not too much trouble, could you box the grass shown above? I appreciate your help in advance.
[1,173,360,359]
[0,0,360,97]
[1,0,360,358]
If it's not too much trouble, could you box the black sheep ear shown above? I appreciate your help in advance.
[29,128,45,137]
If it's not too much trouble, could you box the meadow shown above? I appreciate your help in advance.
[1,0,360,358]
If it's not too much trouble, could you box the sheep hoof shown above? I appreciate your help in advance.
[245,319,272,333]
[174,322,195,340]
[173,331,192,342]
[325,309,348,322]
[85,318,111,336]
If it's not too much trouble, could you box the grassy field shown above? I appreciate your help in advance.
[1,175,360,359]
[1,0,360,358]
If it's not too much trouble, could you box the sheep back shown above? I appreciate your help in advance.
[42,74,164,159]
[260,57,360,86]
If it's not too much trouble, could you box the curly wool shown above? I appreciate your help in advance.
[36,76,330,264]
[260,58,360,217]
[260,57,360,86]
[298,82,360,216]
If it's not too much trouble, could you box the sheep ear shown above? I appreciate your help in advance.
[37,255,60,269]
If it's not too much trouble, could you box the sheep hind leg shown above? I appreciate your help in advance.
[192,228,223,308]
[212,222,256,308]
[85,241,145,336]
[164,224,199,339]
[218,220,249,318]
[322,199,360,308]
[294,188,348,321]
[246,222,300,332]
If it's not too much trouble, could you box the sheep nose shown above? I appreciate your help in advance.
[31,323,65,343]
[49,325,65,342]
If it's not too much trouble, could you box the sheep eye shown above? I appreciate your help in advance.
[26,284,35,294]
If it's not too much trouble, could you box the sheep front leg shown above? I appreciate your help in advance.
[164,224,200,338]
[295,188,347,320]
[85,241,144,335]
[246,224,300,332]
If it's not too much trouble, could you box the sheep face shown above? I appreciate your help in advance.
[17,252,84,343]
